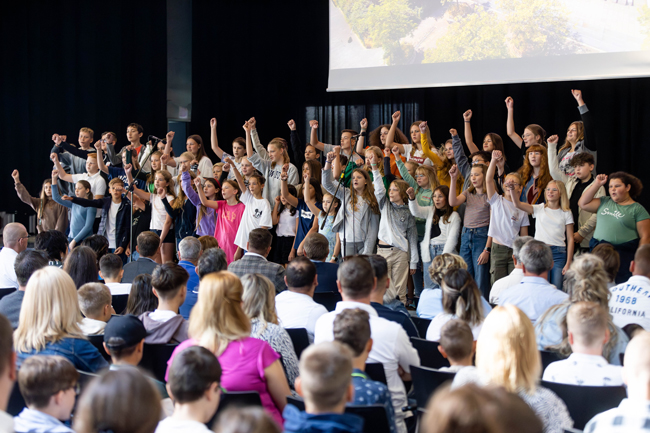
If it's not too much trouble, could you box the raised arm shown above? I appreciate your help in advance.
[59,141,91,159]
[309,120,325,152]
[70,196,104,209]
[573,89,596,154]
[104,141,122,166]
[578,174,607,213]
[386,112,406,155]
[369,152,386,204]
[463,110,479,154]
[226,156,247,194]
[485,150,500,199]
[448,165,466,207]
[407,187,428,219]
[287,119,305,168]
[280,164,299,208]
[505,97,523,148]
[356,118,368,157]
[547,135,568,182]
[193,176,219,209]
[12,170,38,210]
[420,121,443,166]
[244,120,255,159]
[94,141,109,174]
[50,171,72,209]
[331,146,343,180]
[50,153,73,183]
[322,152,346,200]
[74,207,97,244]
[509,184,534,214]
[161,131,178,168]
[271,196,282,226]
[125,164,150,201]
[209,118,226,160]
[303,174,321,217]
[393,147,418,190]
[451,130,471,181]
[248,117,269,161]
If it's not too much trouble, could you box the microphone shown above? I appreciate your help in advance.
[148,135,166,143]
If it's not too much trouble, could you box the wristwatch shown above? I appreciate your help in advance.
[484,247,491,253]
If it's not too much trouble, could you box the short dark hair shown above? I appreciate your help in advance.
[18,355,79,409]
[365,255,388,282]
[248,173,266,186]
[0,314,13,376]
[248,229,272,252]
[81,235,109,264]
[128,123,143,134]
[99,254,123,280]
[14,250,48,287]
[333,308,370,357]
[569,152,595,167]
[63,246,98,289]
[286,257,316,291]
[196,248,228,279]
[337,257,375,299]
[439,319,474,361]
[303,233,329,261]
[168,346,222,404]
[592,243,620,282]
[137,231,161,258]
[469,150,491,163]
[609,171,643,199]
[151,263,189,300]
[34,230,68,261]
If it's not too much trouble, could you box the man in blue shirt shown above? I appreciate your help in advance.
[177,237,201,320]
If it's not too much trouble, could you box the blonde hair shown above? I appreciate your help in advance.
[14,267,84,353]
[366,146,385,176]
[188,272,251,356]
[79,127,94,138]
[545,180,570,211]
[467,164,487,195]
[415,165,440,192]
[269,138,290,168]
[428,253,467,286]
[390,180,410,203]
[441,269,484,327]
[241,274,278,337]
[476,305,541,394]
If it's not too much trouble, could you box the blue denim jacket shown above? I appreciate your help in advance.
[17,337,108,373]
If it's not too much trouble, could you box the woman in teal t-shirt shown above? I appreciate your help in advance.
[579,172,650,283]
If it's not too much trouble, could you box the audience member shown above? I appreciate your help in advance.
[418,253,469,319]
[543,301,623,386]
[14,267,108,372]
[198,235,219,251]
[13,355,78,433]
[498,240,569,323]
[228,229,286,294]
[99,253,132,295]
[212,406,281,433]
[489,236,533,305]
[63,246,98,289]
[34,230,68,267]
[592,242,620,289]
[609,244,650,331]
[122,231,160,284]
[437,319,475,373]
[0,314,16,430]
[77,283,114,335]
[303,233,339,293]
[80,234,109,268]
[0,223,29,289]
[177,236,202,320]
[275,257,327,342]
[196,247,228,279]
[125,274,158,316]
[0,250,48,329]
[284,342,363,433]
[140,263,190,344]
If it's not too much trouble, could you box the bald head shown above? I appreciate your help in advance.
[623,331,650,392]
[3,223,28,252]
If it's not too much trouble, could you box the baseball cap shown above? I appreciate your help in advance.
[104,315,148,349]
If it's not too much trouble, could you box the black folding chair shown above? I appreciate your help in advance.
[365,363,388,385]
[0,288,16,301]
[541,381,627,430]
[286,328,310,360]
[539,349,563,371]
[87,335,111,362]
[111,294,129,315]
[139,343,178,383]
[410,316,431,339]
[217,391,262,412]
[287,396,391,433]
[7,382,25,416]
[410,365,456,409]
[313,291,341,312]
[410,337,450,369]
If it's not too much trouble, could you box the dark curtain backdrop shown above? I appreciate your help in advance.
[0,1,167,218]
[193,0,650,204]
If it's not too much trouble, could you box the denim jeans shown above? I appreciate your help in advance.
[460,226,490,299]
[423,244,446,291]
[549,245,567,291]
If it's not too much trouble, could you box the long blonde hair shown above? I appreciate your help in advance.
[269,138,290,169]
[188,271,251,356]
[476,305,541,394]
[14,267,84,352]
[350,169,380,215]
[544,180,570,211]
[241,274,278,337]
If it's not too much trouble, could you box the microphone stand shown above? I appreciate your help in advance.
[331,147,357,259]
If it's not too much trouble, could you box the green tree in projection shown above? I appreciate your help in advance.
[423,9,509,63]
[639,5,650,49]
[333,0,373,46]
[365,0,419,65]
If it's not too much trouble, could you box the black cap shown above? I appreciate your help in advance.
[103,315,148,349]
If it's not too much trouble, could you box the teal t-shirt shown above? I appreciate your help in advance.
[593,197,650,244]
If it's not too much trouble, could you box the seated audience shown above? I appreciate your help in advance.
[165,271,291,426]
[34,230,68,267]
[155,346,222,433]
[314,257,420,433]
[63,246,98,289]
[99,253,132,295]
[275,257,327,342]
[452,305,573,432]
[14,267,108,372]
[0,250,48,329]
[498,240,569,323]
[140,263,190,344]
[198,235,219,251]
[13,355,78,433]
[241,273,299,388]
[584,331,650,433]
[333,308,398,433]
[303,233,339,293]
[489,236,533,305]
[77,283,114,335]
[284,342,363,433]
[609,244,650,331]
[213,407,281,433]
[0,313,16,429]
[543,301,623,386]
[73,368,162,433]
[81,234,109,268]
[125,274,158,316]
[228,229,286,294]
[177,236,202,320]
[592,242,620,289]
[437,319,475,373]
[0,223,29,289]
[195,247,228,279]
[122,231,160,284]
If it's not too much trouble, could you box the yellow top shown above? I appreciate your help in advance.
[421,133,464,196]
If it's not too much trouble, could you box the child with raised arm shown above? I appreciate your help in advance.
[485,150,530,285]
[272,181,298,266]
[511,178,574,291]
[419,122,464,195]
[209,117,248,180]
[555,89,597,177]
[12,169,68,233]
[505,96,548,160]
[287,119,321,169]
[369,151,418,305]
[305,188,340,263]
[51,170,96,250]
[461,111,507,192]
[182,165,219,237]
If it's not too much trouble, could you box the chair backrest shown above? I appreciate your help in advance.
[410,365,456,409]
[217,391,262,413]
[286,396,390,433]
[410,337,450,369]
[112,294,129,315]
[364,363,387,385]
[286,328,310,360]
[7,382,25,416]
[313,291,341,312]
[87,334,112,362]
[411,316,431,339]
[541,381,627,430]
[0,288,16,301]
[139,343,178,383]
[539,350,563,372]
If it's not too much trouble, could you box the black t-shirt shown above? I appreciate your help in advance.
[570,176,594,231]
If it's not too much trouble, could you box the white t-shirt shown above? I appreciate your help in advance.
[543,353,624,386]
[532,204,574,247]
[150,194,174,231]
[234,190,273,250]
[72,172,107,218]
[155,417,211,433]
[426,313,483,342]
[277,208,297,237]
[487,194,529,247]
[106,201,120,249]
[609,275,650,331]
[149,309,179,323]
[275,291,328,342]
[402,144,433,166]
[105,282,133,296]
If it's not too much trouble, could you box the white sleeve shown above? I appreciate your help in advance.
[96,178,107,195]
[395,327,420,373]
[443,213,461,254]
[259,200,273,228]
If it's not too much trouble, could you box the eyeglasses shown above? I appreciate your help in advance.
[414,174,426,178]
[472,161,486,165]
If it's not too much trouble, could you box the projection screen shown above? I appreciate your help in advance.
[328,0,650,92]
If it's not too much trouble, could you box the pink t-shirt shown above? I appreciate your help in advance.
[214,201,246,263]
[165,337,282,426]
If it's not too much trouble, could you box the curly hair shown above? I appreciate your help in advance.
[609,171,643,199]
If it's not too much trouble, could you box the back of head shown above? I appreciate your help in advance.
[439,319,474,362]
[73,368,161,433]
[125,274,157,316]
[198,235,219,252]
[285,256,316,292]
[564,254,609,307]
[179,236,202,261]
[103,314,147,360]
[303,233,330,261]
[566,301,609,349]
[63,246,98,289]
[137,231,161,258]
[0,314,13,380]
[623,331,650,384]
[366,255,388,283]
[441,269,483,326]
[512,236,534,263]
[333,308,370,357]
[299,342,353,412]
[213,406,281,433]
[151,263,189,300]
[196,248,227,279]
[18,355,79,409]
[99,253,123,281]
[168,346,222,404]
[14,250,48,287]
[476,305,541,394]
[241,274,277,325]
[428,253,467,286]
[2,223,27,248]
[34,230,68,262]
[78,283,112,318]
[592,243,620,282]
[247,228,272,254]
[81,235,109,263]
[633,244,650,276]
[337,257,375,300]
[519,240,553,275]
